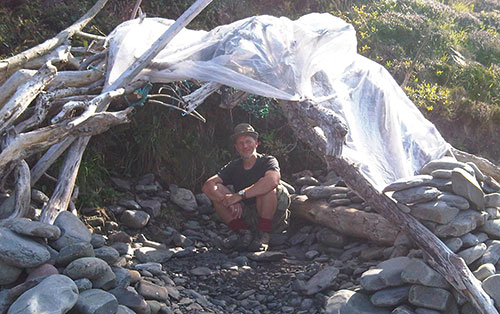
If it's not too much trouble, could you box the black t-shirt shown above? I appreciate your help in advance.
[218,153,280,205]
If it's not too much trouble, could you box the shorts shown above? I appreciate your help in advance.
[241,183,291,233]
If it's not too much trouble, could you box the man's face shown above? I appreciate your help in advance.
[234,135,258,160]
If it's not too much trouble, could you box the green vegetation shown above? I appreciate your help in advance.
[1,0,500,207]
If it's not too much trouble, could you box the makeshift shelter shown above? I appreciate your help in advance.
[0,0,499,312]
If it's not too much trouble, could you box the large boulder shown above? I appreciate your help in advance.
[0,227,50,268]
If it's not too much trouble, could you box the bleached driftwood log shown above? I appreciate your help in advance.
[291,195,399,245]
[0,69,36,108]
[280,100,497,314]
[0,0,109,83]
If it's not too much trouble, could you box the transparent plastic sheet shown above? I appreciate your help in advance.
[105,13,450,191]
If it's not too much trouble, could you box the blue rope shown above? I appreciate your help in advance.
[124,82,153,107]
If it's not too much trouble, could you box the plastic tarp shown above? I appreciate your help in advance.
[105,13,450,191]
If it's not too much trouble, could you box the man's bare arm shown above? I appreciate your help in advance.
[242,170,280,199]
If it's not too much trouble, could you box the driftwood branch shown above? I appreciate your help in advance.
[280,100,497,314]
[0,62,57,135]
[0,0,109,82]
[452,147,500,184]
[0,69,36,108]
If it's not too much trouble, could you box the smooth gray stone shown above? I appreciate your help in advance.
[482,275,500,308]
[303,266,339,295]
[436,193,470,210]
[421,157,475,176]
[138,199,162,218]
[117,305,137,314]
[90,234,106,249]
[108,287,149,313]
[118,199,141,210]
[408,285,453,311]
[485,193,500,208]
[427,178,453,192]
[410,201,460,224]
[112,267,131,288]
[325,289,390,314]
[0,218,61,240]
[74,278,93,292]
[392,305,416,314]
[64,257,110,279]
[480,219,500,238]
[120,210,150,229]
[302,185,350,200]
[360,257,411,291]
[0,290,10,314]
[8,275,78,314]
[383,175,434,192]
[461,302,481,314]
[460,233,480,248]
[0,227,50,268]
[472,263,495,281]
[169,185,198,211]
[486,207,500,219]
[56,242,95,266]
[110,242,132,255]
[0,259,22,285]
[392,186,441,205]
[136,280,169,302]
[479,240,500,265]
[444,238,462,253]
[31,189,49,204]
[434,210,488,238]
[49,211,92,250]
[401,258,449,289]
[457,243,487,265]
[466,161,486,182]
[414,309,442,314]
[71,289,118,314]
[317,228,345,248]
[430,169,452,179]
[370,285,410,307]
[134,247,173,263]
[452,168,485,210]
[94,246,120,265]
[296,175,320,186]
[247,251,285,261]
[135,263,163,276]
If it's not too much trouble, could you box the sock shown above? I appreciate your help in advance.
[258,217,273,233]
[228,218,248,231]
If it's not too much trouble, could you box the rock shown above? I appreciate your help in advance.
[410,201,460,224]
[74,278,93,292]
[444,238,462,253]
[136,280,169,302]
[118,199,142,210]
[316,228,345,248]
[485,193,500,208]
[392,305,416,313]
[108,231,132,243]
[457,243,487,265]
[26,263,59,281]
[56,242,95,266]
[113,267,131,288]
[94,246,121,265]
[72,289,118,314]
[466,161,486,182]
[108,287,149,314]
[360,257,411,291]
[370,285,410,307]
[451,168,485,210]
[31,189,49,204]
[0,259,22,285]
[328,198,351,207]
[49,211,92,250]
[408,285,454,311]
[295,176,320,186]
[479,240,500,265]
[486,207,500,219]
[121,210,150,229]
[195,193,211,207]
[472,263,495,281]
[138,199,162,218]
[480,220,500,238]
[430,169,452,179]
[482,275,500,308]
[421,157,474,176]
[324,289,390,314]
[401,259,450,289]
[191,266,213,276]
[247,251,285,261]
[90,234,106,248]
[110,177,132,191]
[7,275,78,314]
[169,185,198,211]
[391,186,441,204]
[303,266,339,295]
[117,305,137,314]
[383,175,434,192]
[135,263,163,276]
[434,210,488,238]
[436,193,470,210]
[63,257,115,288]
[111,242,132,255]
[302,185,350,199]
[0,227,50,268]
[134,247,174,263]
[0,218,61,240]
[460,233,480,248]
[107,205,126,216]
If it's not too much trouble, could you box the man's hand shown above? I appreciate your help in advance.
[222,193,243,207]
[229,203,242,219]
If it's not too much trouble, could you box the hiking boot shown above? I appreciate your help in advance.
[249,231,270,252]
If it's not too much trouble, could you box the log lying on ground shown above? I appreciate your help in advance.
[291,195,399,245]
[280,100,497,314]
